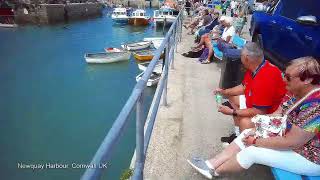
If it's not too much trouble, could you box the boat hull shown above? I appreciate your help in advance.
[133,52,164,61]
[111,15,129,23]
[153,18,175,26]
[138,62,163,74]
[143,37,164,49]
[121,41,151,51]
[0,23,18,28]
[135,72,161,87]
[128,17,149,26]
[85,52,131,64]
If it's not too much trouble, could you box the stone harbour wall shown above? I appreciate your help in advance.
[65,3,103,21]
[40,4,65,24]
[15,3,103,24]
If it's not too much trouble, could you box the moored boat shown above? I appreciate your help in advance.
[84,52,131,64]
[0,23,17,28]
[138,61,163,74]
[133,49,164,61]
[121,41,151,51]
[153,7,179,26]
[144,37,165,49]
[0,7,17,28]
[135,71,161,87]
[111,8,129,23]
[128,9,150,26]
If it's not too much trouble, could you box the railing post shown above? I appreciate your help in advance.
[171,36,175,70]
[174,21,178,52]
[179,15,182,42]
[132,93,144,180]
[162,44,169,106]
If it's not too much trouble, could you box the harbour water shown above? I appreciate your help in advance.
[0,8,165,180]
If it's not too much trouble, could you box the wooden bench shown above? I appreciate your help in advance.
[272,167,320,180]
[212,34,246,60]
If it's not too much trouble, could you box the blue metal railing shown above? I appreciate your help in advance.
[81,9,184,180]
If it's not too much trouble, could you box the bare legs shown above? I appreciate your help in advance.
[207,142,246,175]
[193,33,209,49]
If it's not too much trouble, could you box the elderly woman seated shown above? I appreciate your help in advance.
[187,56,320,179]
[192,16,236,64]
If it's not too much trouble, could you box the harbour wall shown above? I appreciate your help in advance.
[107,0,160,8]
[15,3,103,24]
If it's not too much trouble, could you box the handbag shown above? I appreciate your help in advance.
[251,88,320,138]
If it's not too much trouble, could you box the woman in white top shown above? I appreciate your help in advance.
[201,16,235,64]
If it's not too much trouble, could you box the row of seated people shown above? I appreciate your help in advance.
[182,10,320,179]
[183,14,244,64]
[186,42,320,179]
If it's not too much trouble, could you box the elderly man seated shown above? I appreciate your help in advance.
[187,56,320,179]
[215,42,286,144]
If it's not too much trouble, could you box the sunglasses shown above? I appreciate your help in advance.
[283,73,299,82]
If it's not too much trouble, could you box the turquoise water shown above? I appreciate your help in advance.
[0,9,165,180]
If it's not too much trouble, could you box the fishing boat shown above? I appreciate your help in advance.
[133,49,164,61]
[143,37,164,49]
[0,7,17,28]
[153,7,179,26]
[128,9,150,26]
[138,61,163,74]
[121,41,151,51]
[84,52,131,64]
[136,71,161,87]
[111,8,129,23]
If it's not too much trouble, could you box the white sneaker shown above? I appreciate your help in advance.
[187,157,214,179]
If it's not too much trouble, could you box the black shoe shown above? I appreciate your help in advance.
[220,133,237,144]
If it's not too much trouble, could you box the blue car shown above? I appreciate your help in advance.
[250,0,320,68]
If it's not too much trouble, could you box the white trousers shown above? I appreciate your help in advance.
[233,129,320,176]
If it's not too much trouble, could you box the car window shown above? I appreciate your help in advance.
[267,0,280,14]
[280,0,320,21]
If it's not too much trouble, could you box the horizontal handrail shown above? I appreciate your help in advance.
[81,8,184,180]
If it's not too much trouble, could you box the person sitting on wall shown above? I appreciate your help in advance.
[187,56,320,179]
[214,42,286,144]
[195,11,220,42]
[182,16,226,58]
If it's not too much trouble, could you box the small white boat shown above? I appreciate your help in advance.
[136,71,161,87]
[111,8,129,23]
[143,37,164,49]
[138,61,163,74]
[0,23,18,28]
[121,41,151,51]
[84,52,131,64]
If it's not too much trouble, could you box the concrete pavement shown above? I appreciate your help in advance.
[143,17,273,180]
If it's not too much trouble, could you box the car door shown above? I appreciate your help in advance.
[275,0,320,63]
[266,0,300,63]
[294,0,320,59]
[259,0,282,56]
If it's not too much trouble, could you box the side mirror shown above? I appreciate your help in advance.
[297,16,318,25]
